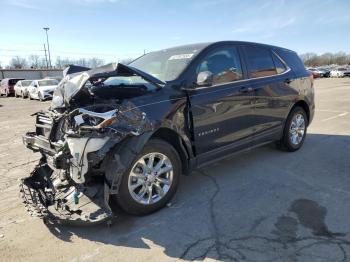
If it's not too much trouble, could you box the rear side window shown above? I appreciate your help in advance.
[196,46,243,85]
[244,46,276,78]
[275,49,306,75]
[272,53,287,74]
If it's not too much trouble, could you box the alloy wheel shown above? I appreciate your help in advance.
[289,113,306,145]
[128,152,173,205]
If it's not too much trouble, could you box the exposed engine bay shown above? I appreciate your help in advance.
[21,63,160,225]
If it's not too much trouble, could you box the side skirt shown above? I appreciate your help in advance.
[190,126,282,170]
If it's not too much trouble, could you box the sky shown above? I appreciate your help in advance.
[0,0,350,66]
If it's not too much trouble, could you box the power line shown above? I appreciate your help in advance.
[0,48,142,57]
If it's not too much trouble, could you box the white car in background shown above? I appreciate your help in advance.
[14,80,33,98]
[27,79,59,101]
[330,68,349,78]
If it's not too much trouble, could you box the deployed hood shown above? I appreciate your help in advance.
[52,63,165,108]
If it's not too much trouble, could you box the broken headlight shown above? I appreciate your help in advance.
[73,108,117,129]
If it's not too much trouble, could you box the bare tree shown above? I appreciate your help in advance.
[28,55,41,69]
[10,56,27,69]
[88,57,104,68]
[300,52,350,67]
[54,56,106,69]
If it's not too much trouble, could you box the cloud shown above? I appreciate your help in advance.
[274,17,296,29]
[7,0,41,9]
[232,16,296,37]
[232,27,251,34]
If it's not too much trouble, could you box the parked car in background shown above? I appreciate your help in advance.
[315,68,330,78]
[0,78,24,97]
[308,69,320,79]
[14,80,33,98]
[330,68,349,77]
[27,79,59,101]
[343,69,350,77]
[21,41,315,223]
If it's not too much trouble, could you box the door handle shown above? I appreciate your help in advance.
[239,87,253,93]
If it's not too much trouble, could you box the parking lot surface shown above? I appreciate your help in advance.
[0,78,350,262]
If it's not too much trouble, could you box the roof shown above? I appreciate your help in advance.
[155,41,293,53]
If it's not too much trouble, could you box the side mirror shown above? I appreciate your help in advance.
[34,84,38,88]
[196,71,213,87]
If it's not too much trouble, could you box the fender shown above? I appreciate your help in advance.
[104,132,153,194]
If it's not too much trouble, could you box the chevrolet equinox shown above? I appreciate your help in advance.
[21,41,314,224]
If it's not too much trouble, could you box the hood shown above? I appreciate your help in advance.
[52,63,165,108]
[38,85,57,91]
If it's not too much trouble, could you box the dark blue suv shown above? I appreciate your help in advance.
[21,41,314,224]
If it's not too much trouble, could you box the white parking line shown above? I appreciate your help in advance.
[321,112,349,122]
[317,109,348,113]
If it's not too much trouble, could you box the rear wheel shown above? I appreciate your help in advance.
[114,139,181,215]
[277,106,308,152]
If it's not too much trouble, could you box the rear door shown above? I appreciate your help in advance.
[242,45,295,142]
[187,45,255,159]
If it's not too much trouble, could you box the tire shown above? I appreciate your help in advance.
[114,139,181,216]
[277,106,308,152]
[39,92,43,102]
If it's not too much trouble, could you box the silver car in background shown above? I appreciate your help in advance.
[27,79,59,101]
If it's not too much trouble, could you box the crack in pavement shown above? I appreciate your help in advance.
[178,171,350,261]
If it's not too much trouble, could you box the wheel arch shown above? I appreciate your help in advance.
[291,100,310,125]
[150,127,191,175]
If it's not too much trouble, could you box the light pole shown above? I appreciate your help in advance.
[43,27,52,68]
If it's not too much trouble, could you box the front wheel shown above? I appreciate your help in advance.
[277,106,308,152]
[114,139,181,215]
[38,92,44,102]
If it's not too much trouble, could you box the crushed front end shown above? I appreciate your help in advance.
[20,63,156,225]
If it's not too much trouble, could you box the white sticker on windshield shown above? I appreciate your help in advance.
[169,53,194,60]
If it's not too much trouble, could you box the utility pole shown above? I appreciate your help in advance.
[43,44,49,69]
[43,27,52,68]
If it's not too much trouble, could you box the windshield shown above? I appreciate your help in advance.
[129,47,203,82]
[9,79,23,85]
[21,80,32,87]
[38,79,58,86]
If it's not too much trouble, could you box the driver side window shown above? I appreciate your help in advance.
[196,46,243,85]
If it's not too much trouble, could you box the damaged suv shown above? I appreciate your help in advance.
[21,41,314,224]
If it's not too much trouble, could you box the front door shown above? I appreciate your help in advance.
[187,45,255,160]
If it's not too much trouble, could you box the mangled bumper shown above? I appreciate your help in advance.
[21,103,154,225]
[20,164,113,225]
